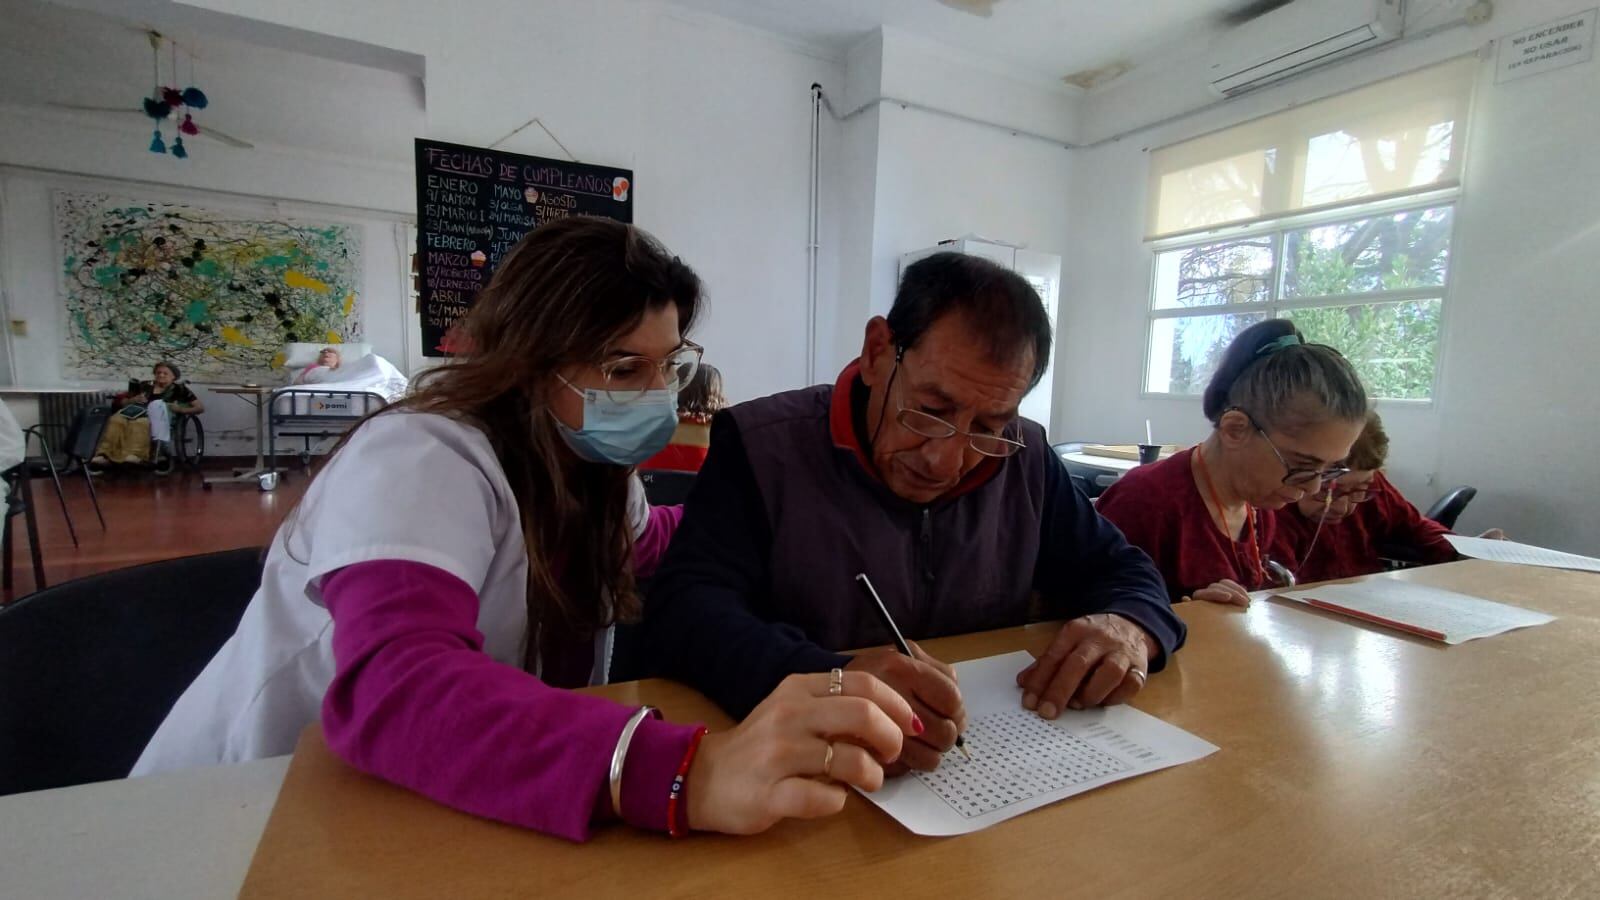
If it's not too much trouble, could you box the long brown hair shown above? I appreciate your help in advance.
[298,217,701,667]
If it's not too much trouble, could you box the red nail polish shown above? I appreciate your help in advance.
[911,714,925,735]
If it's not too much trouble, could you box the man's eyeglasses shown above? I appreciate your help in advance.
[891,364,1026,459]
[1230,407,1349,488]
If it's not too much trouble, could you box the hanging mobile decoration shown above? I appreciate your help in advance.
[139,31,210,160]
[145,32,169,154]
[166,38,187,159]
[179,47,204,148]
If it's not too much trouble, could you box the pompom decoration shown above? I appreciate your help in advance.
[179,114,199,136]
[143,97,172,120]
[162,86,184,107]
[181,86,208,109]
[171,136,188,159]
[149,129,166,154]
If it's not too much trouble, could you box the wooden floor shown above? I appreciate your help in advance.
[2,466,311,601]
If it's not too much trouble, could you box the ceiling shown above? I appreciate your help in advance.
[658,0,1244,85]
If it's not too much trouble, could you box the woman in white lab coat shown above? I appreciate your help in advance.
[134,217,918,841]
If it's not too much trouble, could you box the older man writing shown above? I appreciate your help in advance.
[647,253,1183,770]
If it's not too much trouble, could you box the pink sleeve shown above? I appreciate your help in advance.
[320,559,701,841]
[632,504,683,578]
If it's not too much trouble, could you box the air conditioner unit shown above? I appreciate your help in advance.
[1206,0,1404,96]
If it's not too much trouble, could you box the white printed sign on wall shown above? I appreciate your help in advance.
[1497,8,1595,83]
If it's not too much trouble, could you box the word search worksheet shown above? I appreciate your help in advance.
[858,651,1217,836]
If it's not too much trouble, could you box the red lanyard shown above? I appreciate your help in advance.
[1194,448,1265,587]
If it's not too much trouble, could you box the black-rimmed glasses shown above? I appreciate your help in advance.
[1229,407,1350,488]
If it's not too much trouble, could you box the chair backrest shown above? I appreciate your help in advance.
[638,469,697,506]
[1424,485,1477,530]
[0,547,265,795]
[66,405,116,461]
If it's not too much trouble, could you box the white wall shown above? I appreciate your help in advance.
[176,0,848,405]
[826,28,1080,431]
[823,34,884,382]
[1057,0,1600,553]
[2,0,851,471]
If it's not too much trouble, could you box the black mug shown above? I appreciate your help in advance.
[1137,443,1162,465]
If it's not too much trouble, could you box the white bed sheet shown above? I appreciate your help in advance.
[276,354,408,404]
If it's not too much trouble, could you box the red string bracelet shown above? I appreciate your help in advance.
[667,726,708,838]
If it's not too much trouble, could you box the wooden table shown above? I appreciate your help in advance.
[239,561,1600,898]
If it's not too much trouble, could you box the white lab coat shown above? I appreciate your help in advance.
[132,411,647,776]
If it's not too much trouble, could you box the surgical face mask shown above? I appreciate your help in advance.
[553,376,679,466]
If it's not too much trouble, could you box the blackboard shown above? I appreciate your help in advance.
[414,138,633,356]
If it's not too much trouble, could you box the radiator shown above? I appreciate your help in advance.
[36,390,116,459]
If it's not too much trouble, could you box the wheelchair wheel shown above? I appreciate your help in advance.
[176,415,205,470]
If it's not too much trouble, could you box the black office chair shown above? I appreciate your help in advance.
[1052,441,1119,500]
[21,406,110,546]
[1425,485,1477,530]
[0,547,265,795]
[638,469,697,506]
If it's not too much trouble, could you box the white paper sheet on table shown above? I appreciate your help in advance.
[856,651,1217,836]
[1446,536,1600,574]
[1274,578,1554,644]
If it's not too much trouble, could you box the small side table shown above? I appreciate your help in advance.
[204,385,280,492]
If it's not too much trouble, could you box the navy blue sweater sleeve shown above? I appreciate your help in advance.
[1033,455,1186,670]
[644,413,850,719]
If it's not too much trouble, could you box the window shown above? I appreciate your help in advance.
[1145,202,1454,400]
[1142,58,1476,401]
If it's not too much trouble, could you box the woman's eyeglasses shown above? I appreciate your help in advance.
[588,341,703,404]
[1229,407,1350,488]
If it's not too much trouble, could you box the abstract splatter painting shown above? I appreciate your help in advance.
[55,191,362,380]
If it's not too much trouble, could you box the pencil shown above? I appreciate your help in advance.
[854,573,971,760]
[1303,597,1448,642]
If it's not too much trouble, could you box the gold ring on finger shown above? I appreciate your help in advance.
[828,667,844,696]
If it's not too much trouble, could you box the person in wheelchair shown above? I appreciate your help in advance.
[93,361,205,469]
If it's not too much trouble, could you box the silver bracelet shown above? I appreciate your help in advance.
[609,705,657,818]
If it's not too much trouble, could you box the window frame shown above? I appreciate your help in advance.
[1141,190,1460,405]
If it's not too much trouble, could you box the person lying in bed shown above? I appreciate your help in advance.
[294,347,345,385]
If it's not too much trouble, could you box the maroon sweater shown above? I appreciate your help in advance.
[1096,448,1280,602]
[1268,471,1456,584]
